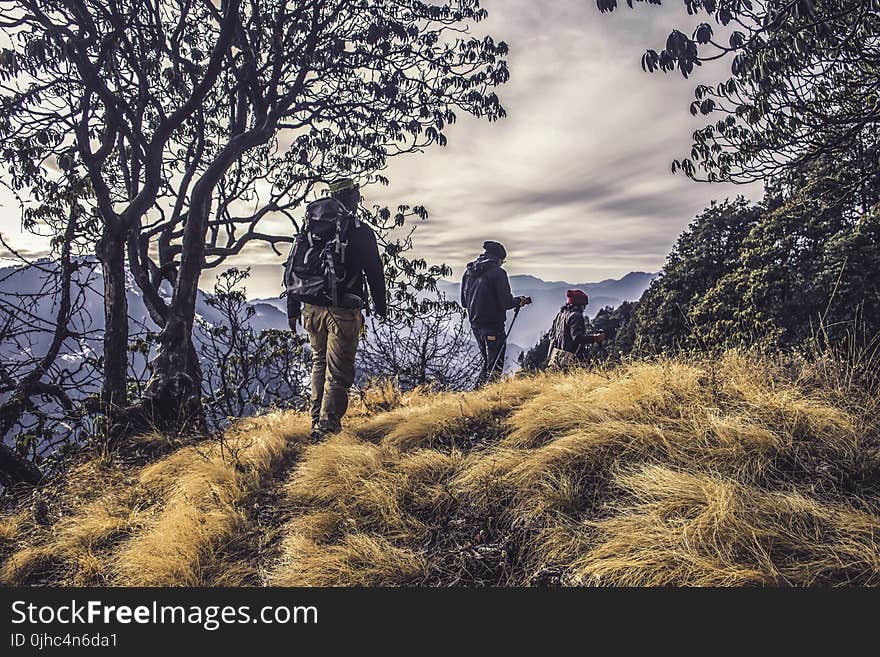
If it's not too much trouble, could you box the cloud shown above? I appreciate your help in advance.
[0,0,762,290]
[358,0,762,282]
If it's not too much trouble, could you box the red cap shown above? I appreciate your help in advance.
[567,289,588,306]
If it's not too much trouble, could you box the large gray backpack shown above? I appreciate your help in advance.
[283,197,357,307]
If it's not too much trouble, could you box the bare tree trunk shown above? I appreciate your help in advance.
[97,222,129,412]
[111,191,212,439]
[134,175,216,435]
[109,122,274,440]
[127,314,204,437]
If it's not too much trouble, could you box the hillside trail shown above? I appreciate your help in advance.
[248,450,303,585]
[183,415,316,586]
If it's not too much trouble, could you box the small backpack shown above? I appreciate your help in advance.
[283,197,359,307]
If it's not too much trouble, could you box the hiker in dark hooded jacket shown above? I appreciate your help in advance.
[286,178,387,439]
[547,289,604,370]
[461,241,531,385]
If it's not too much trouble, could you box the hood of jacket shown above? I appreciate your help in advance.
[466,253,501,277]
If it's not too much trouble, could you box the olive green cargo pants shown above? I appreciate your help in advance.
[547,346,578,371]
[302,303,364,432]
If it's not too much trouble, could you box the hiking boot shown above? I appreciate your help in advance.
[309,421,326,443]
[317,420,342,437]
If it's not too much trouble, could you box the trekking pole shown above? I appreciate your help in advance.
[488,305,521,377]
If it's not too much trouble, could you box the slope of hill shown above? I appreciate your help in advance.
[2,351,878,587]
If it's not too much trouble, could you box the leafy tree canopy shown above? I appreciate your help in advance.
[598,0,880,194]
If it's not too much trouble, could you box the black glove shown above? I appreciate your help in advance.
[286,295,301,332]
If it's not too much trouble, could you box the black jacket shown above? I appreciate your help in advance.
[461,254,518,332]
[287,222,387,318]
[550,305,597,355]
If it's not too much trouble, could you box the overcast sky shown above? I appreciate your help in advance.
[0,0,762,298]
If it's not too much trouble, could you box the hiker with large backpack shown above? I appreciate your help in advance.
[461,241,532,386]
[285,178,387,439]
[546,289,605,370]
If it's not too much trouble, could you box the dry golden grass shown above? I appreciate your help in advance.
[277,532,428,586]
[0,411,311,586]
[2,351,878,587]
[0,514,22,543]
[268,352,880,587]
[352,376,545,450]
[111,412,311,586]
[571,465,880,586]
[0,459,143,586]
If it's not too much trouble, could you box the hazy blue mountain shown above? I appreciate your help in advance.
[250,302,289,331]
[255,271,654,353]
[1,262,649,440]
[436,271,655,349]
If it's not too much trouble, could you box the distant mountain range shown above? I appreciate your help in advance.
[254,270,655,352]
[0,258,291,370]
[435,271,656,349]
[1,262,653,406]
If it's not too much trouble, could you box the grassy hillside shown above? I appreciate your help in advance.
[1,352,879,587]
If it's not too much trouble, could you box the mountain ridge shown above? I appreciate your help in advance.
[436,270,655,348]
[256,271,656,350]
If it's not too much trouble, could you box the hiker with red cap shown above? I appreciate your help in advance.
[461,241,532,385]
[547,289,605,370]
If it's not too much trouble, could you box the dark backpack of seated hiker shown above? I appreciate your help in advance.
[283,196,365,310]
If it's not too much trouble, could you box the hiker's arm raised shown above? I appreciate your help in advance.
[573,314,604,345]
